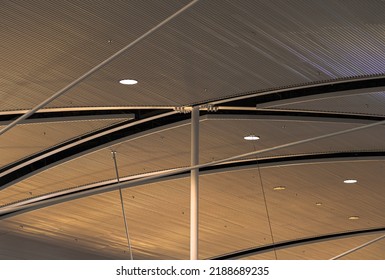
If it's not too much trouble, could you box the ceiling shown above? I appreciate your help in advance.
[1,0,385,260]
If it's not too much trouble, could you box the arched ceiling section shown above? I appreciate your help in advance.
[2,161,385,259]
[2,0,385,260]
[2,114,385,206]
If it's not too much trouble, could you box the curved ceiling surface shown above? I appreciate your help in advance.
[1,0,385,260]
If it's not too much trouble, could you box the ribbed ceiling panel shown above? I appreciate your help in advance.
[0,123,192,206]
[3,161,385,259]
[2,1,385,110]
[3,117,385,206]
[2,0,385,260]
[0,0,190,110]
[0,118,126,168]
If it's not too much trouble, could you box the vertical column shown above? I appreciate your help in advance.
[190,106,199,260]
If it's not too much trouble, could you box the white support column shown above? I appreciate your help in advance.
[190,106,199,260]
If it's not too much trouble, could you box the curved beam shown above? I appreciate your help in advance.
[0,113,133,126]
[212,74,385,108]
[2,151,385,220]
[2,108,385,190]
[2,75,385,191]
[0,106,174,116]
[210,227,385,260]
[0,110,182,190]
[255,85,385,109]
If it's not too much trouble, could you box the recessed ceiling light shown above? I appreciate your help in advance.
[315,202,323,206]
[273,186,286,191]
[119,79,138,85]
[244,135,260,141]
[344,179,357,184]
[348,216,360,220]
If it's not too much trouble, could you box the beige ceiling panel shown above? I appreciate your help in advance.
[2,0,385,261]
[1,179,192,259]
[0,0,190,110]
[202,161,385,257]
[0,126,192,206]
[3,161,385,259]
[0,118,126,168]
[257,162,385,240]
[200,118,385,160]
[339,236,385,260]
[4,1,385,110]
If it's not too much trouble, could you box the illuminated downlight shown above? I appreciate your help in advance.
[344,179,358,184]
[244,135,260,141]
[273,186,286,191]
[119,79,138,85]
[348,216,360,220]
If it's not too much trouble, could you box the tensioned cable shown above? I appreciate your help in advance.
[0,0,200,138]
[112,151,134,260]
[330,233,385,260]
[252,143,278,260]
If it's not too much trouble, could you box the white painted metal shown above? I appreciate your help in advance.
[190,106,199,260]
[0,108,171,116]
[330,234,385,260]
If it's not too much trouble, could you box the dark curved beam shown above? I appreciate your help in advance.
[2,151,385,220]
[1,109,385,191]
[0,109,182,190]
[211,227,385,260]
[2,75,385,191]
[212,74,385,108]
[0,112,134,126]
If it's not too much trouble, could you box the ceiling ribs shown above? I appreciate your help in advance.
[2,151,385,220]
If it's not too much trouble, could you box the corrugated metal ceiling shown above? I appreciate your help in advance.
[2,161,385,259]
[2,117,385,206]
[1,0,385,260]
[0,118,127,168]
[2,1,385,110]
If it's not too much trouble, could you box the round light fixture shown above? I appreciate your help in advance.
[119,79,138,85]
[244,135,260,141]
[348,216,360,220]
[273,186,286,191]
[344,179,357,184]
